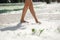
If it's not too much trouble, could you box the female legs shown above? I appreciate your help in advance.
[29,0,39,23]
[21,0,40,23]
[20,0,29,22]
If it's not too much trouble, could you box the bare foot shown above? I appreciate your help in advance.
[36,21,41,24]
[20,20,29,23]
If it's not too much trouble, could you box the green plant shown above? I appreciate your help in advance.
[31,28,44,36]
[39,29,44,36]
[32,28,36,35]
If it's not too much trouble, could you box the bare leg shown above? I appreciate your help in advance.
[21,0,41,23]
[20,0,30,23]
[29,0,41,23]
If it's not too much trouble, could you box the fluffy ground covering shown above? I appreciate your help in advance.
[0,2,60,40]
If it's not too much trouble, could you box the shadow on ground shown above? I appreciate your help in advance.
[0,23,26,31]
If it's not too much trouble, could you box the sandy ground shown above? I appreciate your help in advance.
[0,14,20,24]
[0,13,60,25]
[0,2,60,40]
[0,2,60,25]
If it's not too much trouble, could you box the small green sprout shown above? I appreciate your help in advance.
[39,29,44,36]
[32,28,36,35]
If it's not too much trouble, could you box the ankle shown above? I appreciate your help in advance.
[36,21,41,24]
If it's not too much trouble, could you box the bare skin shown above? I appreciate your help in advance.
[20,0,41,23]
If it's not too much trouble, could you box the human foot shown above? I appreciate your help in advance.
[36,21,41,24]
[20,20,29,23]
